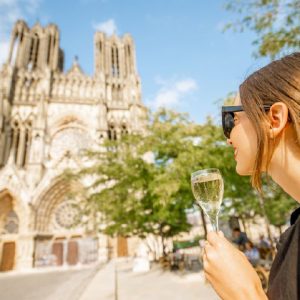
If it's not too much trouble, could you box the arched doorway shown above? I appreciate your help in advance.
[34,179,99,267]
[0,192,19,272]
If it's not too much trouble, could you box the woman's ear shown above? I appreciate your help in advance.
[268,102,289,138]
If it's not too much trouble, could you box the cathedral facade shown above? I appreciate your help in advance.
[0,20,147,271]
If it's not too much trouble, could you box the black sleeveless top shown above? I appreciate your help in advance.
[267,207,300,300]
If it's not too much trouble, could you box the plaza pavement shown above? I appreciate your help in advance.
[79,259,220,300]
[0,264,99,300]
[0,259,220,300]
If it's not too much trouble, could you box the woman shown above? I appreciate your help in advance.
[204,52,300,300]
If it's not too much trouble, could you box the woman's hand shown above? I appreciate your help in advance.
[203,231,267,300]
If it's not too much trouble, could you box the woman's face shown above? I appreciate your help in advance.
[227,95,258,175]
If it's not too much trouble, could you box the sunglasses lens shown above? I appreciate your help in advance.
[224,112,235,138]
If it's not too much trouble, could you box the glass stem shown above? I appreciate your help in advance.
[211,215,219,232]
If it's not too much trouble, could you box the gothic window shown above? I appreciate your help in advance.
[28,41,34,70]
[112,85,122,101]
[3,210,19,234]
[117,85,122,101]
[28,34,39,70]
[34,36,39,69]
[53,200,79,230]
[1,116,5,134]
[0,116,6,165]
[127,45,131,73]
[47,35,52,65]
[108,124,117,140]
[121,124,128,136]
[11,120,20,164]
[111,44,119,77]
[21,120,32,167]
[58,49,64,71]
[49,127,92,160]
[127,45,131,57]
[10,119,32,168]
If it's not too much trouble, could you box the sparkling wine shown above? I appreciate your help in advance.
[191,170,224,231]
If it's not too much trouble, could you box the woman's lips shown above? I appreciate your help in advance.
[234,148,238,159]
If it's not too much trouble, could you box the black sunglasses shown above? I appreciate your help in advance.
[221,105,271,139]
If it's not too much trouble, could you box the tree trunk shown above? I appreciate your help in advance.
[144,237,157,261]
[161,235,167,257]
[244,219,253,240]
[240,216,247,235]
[278,225,283,236]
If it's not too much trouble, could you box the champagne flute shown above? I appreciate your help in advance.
[191,168,224,232]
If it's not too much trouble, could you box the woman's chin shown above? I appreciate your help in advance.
[236,164,252,176]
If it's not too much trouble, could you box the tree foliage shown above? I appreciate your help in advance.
[224,0,300,59]
[262,180,298,229]
[75,109,205,254]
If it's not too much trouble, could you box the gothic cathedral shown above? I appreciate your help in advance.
[0,20,147,271]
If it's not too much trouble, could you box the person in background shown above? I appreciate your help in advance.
[258,234,272,260]
[244,240,260,267]
[232,227,249,251]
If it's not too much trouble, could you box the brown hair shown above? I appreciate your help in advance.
[239,52,300,190]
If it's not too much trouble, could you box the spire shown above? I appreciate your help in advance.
[32,19,42,31]
[67,56,84,76]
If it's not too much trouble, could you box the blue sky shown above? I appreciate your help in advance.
[0,0,270,124]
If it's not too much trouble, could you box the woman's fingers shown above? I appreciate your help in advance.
[206,231,225,246]
[203,241,217,275]
[218,231,224,238]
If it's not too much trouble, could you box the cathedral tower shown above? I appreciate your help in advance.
[7,20,64,71]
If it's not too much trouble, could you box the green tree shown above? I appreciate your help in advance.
[224,0,300,59]
[263,181,298,234]
[75,109,203,257]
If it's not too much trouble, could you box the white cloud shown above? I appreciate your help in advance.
[0,0,41,66]
[93,19,118,36]
[25,0,41,15]
[175,79,197,92]
[150,78,198,110]
[0,0,17,6]
[154,90,179,108]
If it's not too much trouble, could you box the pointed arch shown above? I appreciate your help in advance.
[0,188,30,234]
[34,177,83,233]
[111,43,119,77]
[49,113,89,137]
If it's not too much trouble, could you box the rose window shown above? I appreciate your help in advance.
[54,201,79,229]
[50,128,92,160]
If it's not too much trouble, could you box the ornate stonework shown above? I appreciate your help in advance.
[0,20,147,271]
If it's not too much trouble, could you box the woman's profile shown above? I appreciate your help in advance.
[204,52,300,300]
